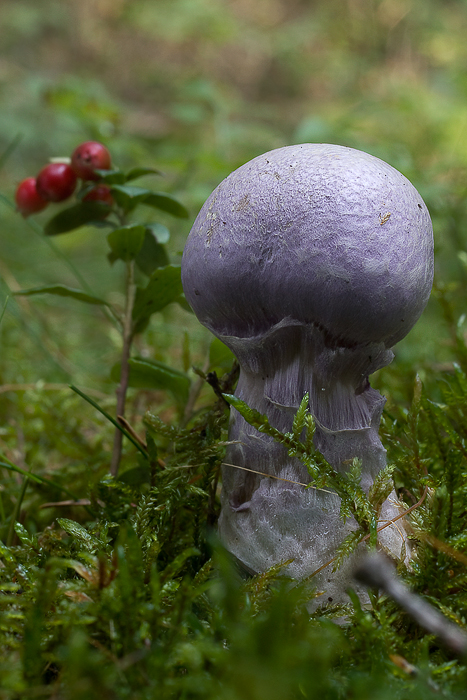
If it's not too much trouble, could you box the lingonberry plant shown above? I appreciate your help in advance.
[14,177,49,216]
[82,184,114,207]
[71,140,112,180]
[36,162,78,202]
[14,141,189,476]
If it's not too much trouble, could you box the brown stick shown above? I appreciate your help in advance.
[354,551,467,658]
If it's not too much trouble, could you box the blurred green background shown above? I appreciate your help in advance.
[2,0,467,400]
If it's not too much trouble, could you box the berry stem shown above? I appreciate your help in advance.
[110,258,136,477]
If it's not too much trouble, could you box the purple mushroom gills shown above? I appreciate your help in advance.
[181,144,434,606]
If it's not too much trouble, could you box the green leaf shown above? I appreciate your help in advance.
[44,202,111,235]
[111,357,190,404]
[57,518,106,554]
[14,285,109,306]
[292,394,310,440]
[107,224,145,262]
[368,464,395,512]
[109,185,188,218]
[93,168,126,184]
[143,191,189,218]
[304,414,316,454]
[135,228,169,276]
[223,394,277,435]
[125,166,163,181]
[110,184,152,211]
[132,265,183,330]
[146,222,170,244]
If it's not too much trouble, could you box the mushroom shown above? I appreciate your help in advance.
[181,144,434,604]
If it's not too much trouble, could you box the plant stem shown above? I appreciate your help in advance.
[110,259,136,477]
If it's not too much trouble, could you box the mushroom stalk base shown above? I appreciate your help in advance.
[217,321,409,608]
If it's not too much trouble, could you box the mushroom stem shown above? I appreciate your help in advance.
[218,321,406,603]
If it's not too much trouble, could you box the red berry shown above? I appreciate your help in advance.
[71,141,112,181]
[83,185,114,207]
[36,163,77,202]
[15,177,49,217]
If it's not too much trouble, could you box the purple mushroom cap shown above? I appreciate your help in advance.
[182,143,433,349]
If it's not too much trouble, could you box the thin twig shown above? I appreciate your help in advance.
[411,529,467,567]
[221,461,337,495]
[354,551,467,658]
[117,415,147,450]
[40,499,92,509]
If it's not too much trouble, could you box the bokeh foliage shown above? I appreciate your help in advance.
[2,0,467,697]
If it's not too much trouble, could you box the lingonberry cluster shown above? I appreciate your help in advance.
[15,141,113,217]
